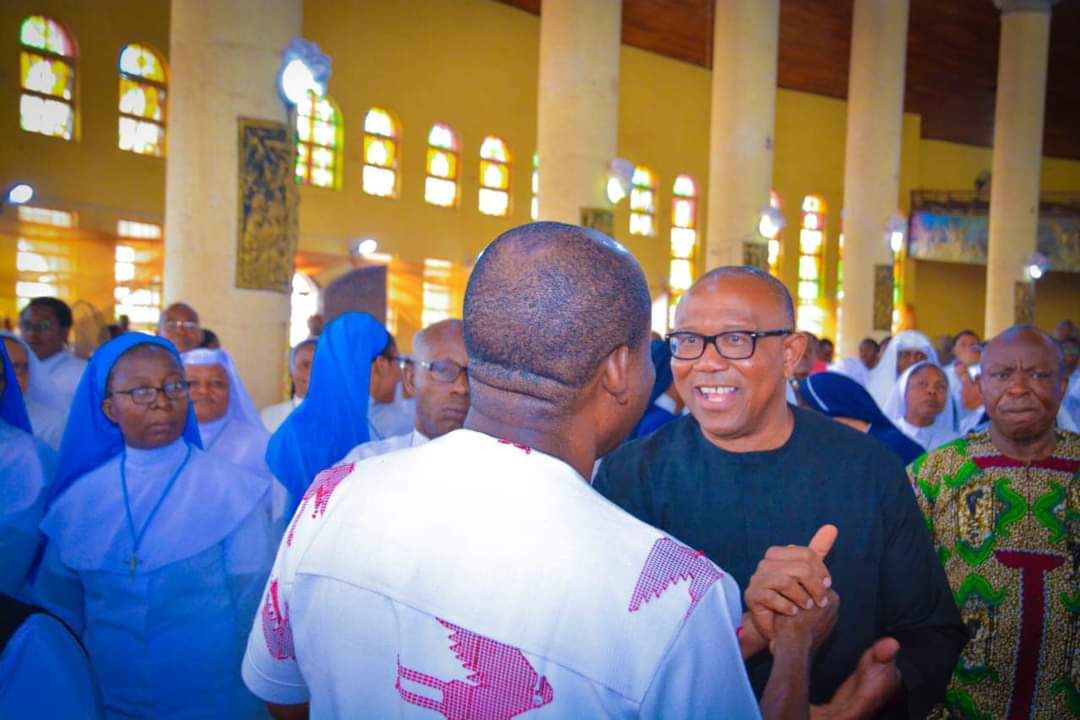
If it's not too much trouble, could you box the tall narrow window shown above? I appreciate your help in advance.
[629,166,657,237]
[362,108,399,197]
[478,136,511,216]
[765,191,783,278]
[797,195,826,335]
[295,93,341,188]
[425,124,459,207]
[114,220,163,329]
[421,259,452,328]
[530,153,539,221]
[118,44,166,156]
[668,175,697,326]
[19,15,76,140]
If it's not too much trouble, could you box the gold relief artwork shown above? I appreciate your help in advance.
[1014,282,1035,324]
[236,117,299,293]
[873,265,894,331]
[742,242,768,271]
[580,207,614,238]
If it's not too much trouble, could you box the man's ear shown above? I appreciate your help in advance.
[600,345,632,405]
[783,332,809,378]
[402,360,418,396]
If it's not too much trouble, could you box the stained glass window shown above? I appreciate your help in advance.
[766,191,783,278]
[425,124,459,207]
[478,136,511,217]
[362,108,399,197]
[118,43,166,156]
[629,166,657,237]
[19,15,76,140]
[797,194,826,335]
[422,259,452,328]
[530,153,539,221]
[668,174,698,328]
[295,92,341,188]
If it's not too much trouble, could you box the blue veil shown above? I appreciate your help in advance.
[266,312,389,510]
[50,332,201,503]
[0,339,32,433]
[800,371,926,466]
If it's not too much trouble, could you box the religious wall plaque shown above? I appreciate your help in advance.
[236,117,299,292]
[873,265,894,331]
[742,242,769,271]
[580,207,614,237]
[1014,282,1035,325]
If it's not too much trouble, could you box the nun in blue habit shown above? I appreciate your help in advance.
[800,371,927,467]
[0,339,56,596]
[266,312,390,513]
[32,333,274,718]
[182,347,288,534]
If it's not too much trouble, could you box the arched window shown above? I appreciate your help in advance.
[797,194,826,335]
[669,175,697,320]
[629,165,657,237]
[362,108,399,197]
[118,43,167,156]
[478,136,511,217]
[424,124,459,207]
[295,93,341,188]
[765,190,783,278]
[19,15,76,140]
[530,153,539,221]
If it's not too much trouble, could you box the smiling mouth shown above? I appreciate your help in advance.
[696,385,738,404]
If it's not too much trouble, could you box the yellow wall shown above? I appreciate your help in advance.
[1,0,1077,342]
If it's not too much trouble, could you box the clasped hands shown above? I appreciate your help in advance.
[743,525,902,720]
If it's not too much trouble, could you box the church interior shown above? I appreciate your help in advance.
[0,0,1077,406]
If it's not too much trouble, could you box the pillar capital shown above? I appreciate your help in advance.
[993,0,1057,14]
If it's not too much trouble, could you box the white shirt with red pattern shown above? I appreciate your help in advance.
[242,429,760,719]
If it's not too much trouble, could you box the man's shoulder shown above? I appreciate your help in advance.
[603,415,699,470]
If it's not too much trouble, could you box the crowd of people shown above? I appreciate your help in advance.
[1,221,1078,719]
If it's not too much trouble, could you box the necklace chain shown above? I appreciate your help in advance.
[120,444,193,579]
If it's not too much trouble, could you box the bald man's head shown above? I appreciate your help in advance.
[980,325,1066,444]
[680,266,795,327]
[464,222,651,403]
[413,319,464,358]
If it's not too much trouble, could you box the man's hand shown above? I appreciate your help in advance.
[811,637,902,720]
[746,525,837,641]
[772,589,840,656]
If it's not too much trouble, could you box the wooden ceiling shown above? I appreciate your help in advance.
[497,0,1080,160]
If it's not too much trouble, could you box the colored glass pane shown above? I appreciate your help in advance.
[427,149,456,179]
[481,161,508,190]
[799,229,823,254]
[630,188,654,213]
[769,190,782,209]
[296,93,340,188]
[531,154,539,220]
[425,177,457,207]
[20,16,72,56]
[119,79,165,121]
[363,166,396,197]
[673,198,695,229]
[119,44,165,81]
[629,212,655,237]
[803,212,820,231]
[802,195,824,213]
[799,255,820,281]
[21,53,73,98]
[673,175,696,198]
[479,189,509,217]
[671,228,696,260]
[118,117,164,155]
[429,124,456,149]
[669,260,693,292]
[364,109,395,137]
[480,137,508,162]
[20,94,73,138]
[365,137,394,167]
[632,166,654,187]
[530,197,538,221]
[630,165,657,237]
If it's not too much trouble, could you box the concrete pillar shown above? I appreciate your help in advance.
[536,0,621,224]
[165,0,301,406]
[704,0,779,269]
[984,0,1055,337]
[837,0,910,358]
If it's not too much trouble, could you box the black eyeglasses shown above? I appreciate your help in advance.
[666,330,793,361]
[109,381,190,405]
[19,320,52,332]
[415,358,467,383]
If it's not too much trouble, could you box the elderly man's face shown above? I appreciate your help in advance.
[980,331,1066,442]
[3,338,30,394]
[671,276,802,448]
[404,326,470,440]
[160,306,202,353]
[185,363,230,424]
[19,304,67,360]
[896,349,928,376]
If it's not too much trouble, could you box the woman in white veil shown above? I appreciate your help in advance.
[865,330,939,410]
[883,360,961,453]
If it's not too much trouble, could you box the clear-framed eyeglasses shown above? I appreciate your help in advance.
[666,330,793,361]
[415,358,467,383]
[164,320,199,332]
[109,381,191,405]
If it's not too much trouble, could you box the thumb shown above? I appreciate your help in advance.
[871,637,900,665]
[809,524,838,559]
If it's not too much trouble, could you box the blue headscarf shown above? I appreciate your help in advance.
[629,339,677,441]
[266,312,389,510]
[51,332,201,503]
[0,339,32,434]
[800,372,926,466]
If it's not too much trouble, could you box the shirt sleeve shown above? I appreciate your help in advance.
[29,542,85,635]
[878,453,966,719]
[639,575,761,719]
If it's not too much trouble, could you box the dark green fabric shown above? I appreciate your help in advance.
[594,407,967,719]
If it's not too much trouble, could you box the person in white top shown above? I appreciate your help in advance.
[864,330,939,410]
[1,332,67,450]
[17,297,87,408]
[341,319,469,463]
[261,339,316,433]
[157,302,203,354]
[883,361,961,453]
[368,332,416,440]
[242,222,837,719]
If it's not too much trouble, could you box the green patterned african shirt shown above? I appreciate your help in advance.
[912,429,1080,719]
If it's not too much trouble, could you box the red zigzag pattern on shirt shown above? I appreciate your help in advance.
[261,578,295,661]
[285,462,354,546]
[628,537,723,621]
